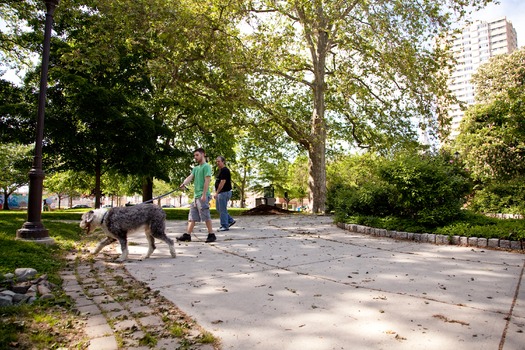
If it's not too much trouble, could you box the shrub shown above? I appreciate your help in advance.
[434,211,525,240]
[468,180,525,215]
[328,152,472,227]
[343,211,525,240]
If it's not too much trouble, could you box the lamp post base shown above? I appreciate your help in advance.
[16,222,55,245]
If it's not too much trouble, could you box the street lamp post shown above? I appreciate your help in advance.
[16,0,60,244]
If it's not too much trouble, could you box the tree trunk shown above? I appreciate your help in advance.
[308,138,326,213]
[307,10,328,214]
[240,165,248,208]
[94,157,102,209]
[142,177,153,203]
[2,191,9,210]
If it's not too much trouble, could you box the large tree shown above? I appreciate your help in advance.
[50,0,246,202]
[455,48,525,184]
[2,0,245,206]
[235,0,490,212]
[0,79,34,144]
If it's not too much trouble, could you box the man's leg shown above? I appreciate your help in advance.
[217,192,229,229]
[205,219,213,233]
[177,201,198,241]
[197,196,216,242]
[226,191,235,226]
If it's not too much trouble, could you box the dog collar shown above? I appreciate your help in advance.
[101,211,108,225]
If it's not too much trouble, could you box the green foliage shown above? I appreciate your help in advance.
[0,80,35,144]
[454,48,525,215]
[0,316,22,346]
[328,152,472,226]
[2,0,496,214]
[44,170,94,205]
[0,143,32,209]
[434,211,525,241]
[230,131,297,207]
[344,215,431,234]
[284,154,309,203]
[237,0,490,211]
[455,47,525,184]
[343,210,525,241]
[468,180,525,215]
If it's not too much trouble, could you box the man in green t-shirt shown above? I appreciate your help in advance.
[177,148,216,243]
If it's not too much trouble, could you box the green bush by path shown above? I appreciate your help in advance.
[328,152,472,227]
[468,180,525,215]
[341,210,525,241]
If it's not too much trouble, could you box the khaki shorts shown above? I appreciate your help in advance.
[188,196,211,222]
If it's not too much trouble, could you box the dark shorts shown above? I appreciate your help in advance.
[188,196,212,222]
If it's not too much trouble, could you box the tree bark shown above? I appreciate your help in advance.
[307,5,328,213]
[2,191,9,210]
[94,156,102,209]
[142,176,153,203]
[308,138,326,213]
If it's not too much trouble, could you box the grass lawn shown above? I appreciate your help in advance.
[0,211,86,349]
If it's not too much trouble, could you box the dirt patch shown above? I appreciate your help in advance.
[241,204,294,216]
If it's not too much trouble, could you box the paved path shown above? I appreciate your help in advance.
[119,215,525,350]
[60,251,216,350]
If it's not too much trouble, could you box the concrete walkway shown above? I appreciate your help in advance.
[121,215,525,350]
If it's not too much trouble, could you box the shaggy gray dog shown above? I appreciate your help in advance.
[79,204,176,261]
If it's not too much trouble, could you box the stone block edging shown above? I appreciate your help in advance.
[337,222,524,252]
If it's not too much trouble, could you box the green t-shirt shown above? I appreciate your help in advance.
[192,162,212,199]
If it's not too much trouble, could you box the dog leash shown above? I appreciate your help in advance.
[141,188,179,205]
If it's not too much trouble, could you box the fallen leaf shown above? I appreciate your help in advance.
[433,314,469,326]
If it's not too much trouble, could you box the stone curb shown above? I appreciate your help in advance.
[336,222,524,252]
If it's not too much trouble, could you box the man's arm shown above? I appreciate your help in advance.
[202,176,211,201]
[215,179,227,198]
[180,173,194,188]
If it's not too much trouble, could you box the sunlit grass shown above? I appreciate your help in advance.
[169,324,186,337]
[197,331,217,344]
[0,211,85,348]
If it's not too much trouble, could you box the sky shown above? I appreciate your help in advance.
[471,0,525,47]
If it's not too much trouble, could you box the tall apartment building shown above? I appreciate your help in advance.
[447,17,518,140]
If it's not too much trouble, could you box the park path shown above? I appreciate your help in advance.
[121,214,525,350]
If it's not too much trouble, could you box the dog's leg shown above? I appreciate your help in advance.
[142,229,156,259]
[151,230,176,258]
[117,237,129,262]
[93,237,116,255]
[165,236,177,258]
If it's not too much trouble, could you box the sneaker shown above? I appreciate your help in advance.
[229,220,236,227]
[218,227,229,232]
[176,233,191,242]
[205,233,217,243]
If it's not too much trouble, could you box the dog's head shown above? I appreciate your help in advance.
[79,210,98,234]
